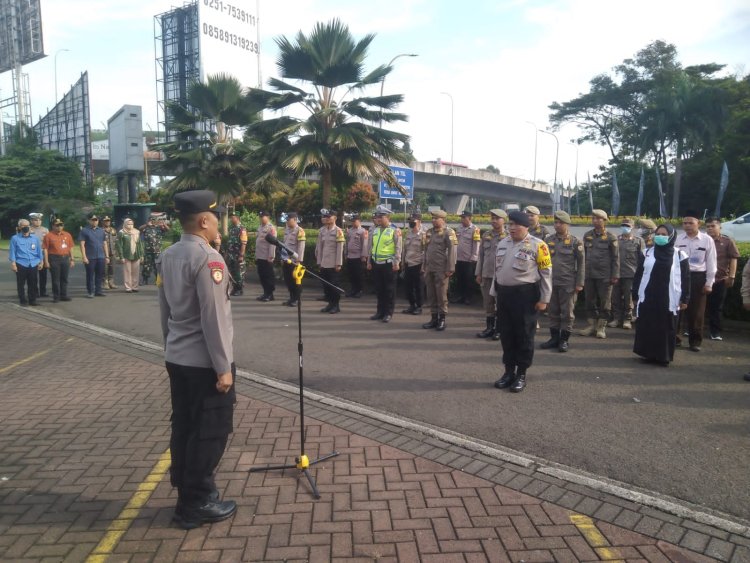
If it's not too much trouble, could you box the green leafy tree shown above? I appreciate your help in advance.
[343,181,377,212]
[246,19,412,208]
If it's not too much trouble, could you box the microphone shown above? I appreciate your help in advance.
[265,233,299,261]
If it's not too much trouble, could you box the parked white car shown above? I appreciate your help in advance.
[721,212,750,242]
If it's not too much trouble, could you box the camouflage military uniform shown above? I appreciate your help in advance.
[141,223,167,284]
[226,222,248,295]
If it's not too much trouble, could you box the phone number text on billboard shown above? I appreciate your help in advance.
[202,24,259,53]
[203,0,257,25]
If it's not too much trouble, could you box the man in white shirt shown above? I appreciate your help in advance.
[674,211,717,352]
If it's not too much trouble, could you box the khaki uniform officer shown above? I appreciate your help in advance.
[452,211,481,305]
[29,212,50,296]
[422,209,458,331]
[281,212,306,307]
[492,211,552,393]
[255,211,277,301]
[345,215,368,298]
[475,209,507,339]
[542,211,584,352]
[580,209,619,339]
[366,205,403,322]
[639,218,657,247]
[401,212,426,315]
[609,218,645,329]
[316,208,345,314]
[156,190,237,530]
[524,206,550,240]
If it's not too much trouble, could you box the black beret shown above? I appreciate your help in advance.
[174,190,226,215]
[460,210,473,217]
[508,210,530,227]
[286,212,298,220]
[259,210,271,217]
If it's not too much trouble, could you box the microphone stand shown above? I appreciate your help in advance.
[249,259,344,499]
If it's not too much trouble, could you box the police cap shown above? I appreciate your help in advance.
[408,211,422,220]
[430,209,447,219]
[553,210,572,224]
[101,215,111,221]
[174,190,226,216]
[592,209,608,221]
[52,218,64,226]
[286,212,298,220]
[374,204,392,216]
[489,208,508,220]
[258,210,271,217]
[508,210,531,227]
[320,208,334,218]
[29,212,43,219]
[460,210,472,217]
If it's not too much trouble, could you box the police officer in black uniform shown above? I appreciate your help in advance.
[157,190,237,529]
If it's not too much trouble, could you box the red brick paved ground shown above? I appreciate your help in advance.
[0,307,745,562]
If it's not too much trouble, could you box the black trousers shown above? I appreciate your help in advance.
[84,258,105,294]
[372,261,397,315]
[319,267,341,305]
[37,267,48,295]
[679,272,708,347]
[49,254,71,299]
[455,260,476,301]
[496,283,539,373]
[16,264,39,304]
[282,262,301,302]
[346,258,365,294]
[166,362,235,506]
[257,259,276,296]
[403,264,423,307]
[706,279,728,335]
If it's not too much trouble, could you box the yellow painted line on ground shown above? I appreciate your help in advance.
[85,449,171,563]
[0,349,49,374]
[570,514,623,561]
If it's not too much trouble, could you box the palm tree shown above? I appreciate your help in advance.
[246,19,412,208]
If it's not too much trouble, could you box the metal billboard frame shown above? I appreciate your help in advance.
[0,0,45,73]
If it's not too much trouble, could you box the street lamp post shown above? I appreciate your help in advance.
[569,139,582,215]
[524,121,538,184]
[440,92,454,173]
[538,129,559,211]
[379,53,417,128]
[54,48,70,103]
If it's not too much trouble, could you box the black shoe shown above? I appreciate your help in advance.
[510,373,527,393]
[328,305,340,314]
[476,317,495,338]
[382,314,392,323]
[492,331,501,341]
[230,288,243,296]
[370,313,384,320]
[173,500,237,530]
[448,295,460,304]
[29,301,39,306]
[436,314,446,331]
[422,314,438,329]
[260,294,274,302]
[540,328,560,349]
[412,307,422,315]
[494,371,515,389]
[60,297,71,301]
[402,305,416,314]
[95,292,106,297]
[256,294,268,301]
[19,301,29,307]
[558,330,570,353]
[321,304,334,313]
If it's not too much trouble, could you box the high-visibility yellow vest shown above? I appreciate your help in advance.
[371,226,396,261]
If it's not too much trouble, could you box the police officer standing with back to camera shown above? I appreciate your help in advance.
[452,210,481,304]
[281,212,306,306]
[401,211,426,315]
[475,209,507,339]
[366,205,402,322]
[157,190,236,530]
[422,209,458,331]
[345,214,368,298]
[29,212,49,297]
[226,211,248,296]
[316,208,345,314]
[493,211,552,393]
[542,211,584,352]
[579,209,619,339]
[255,211,277,301]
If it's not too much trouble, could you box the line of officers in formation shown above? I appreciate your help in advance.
[220,204,671,393]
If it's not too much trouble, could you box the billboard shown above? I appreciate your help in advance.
[198,0,259,88]
[0,0,45,73]
[379,166,414,200]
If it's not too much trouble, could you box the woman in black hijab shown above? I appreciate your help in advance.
[632,224,690,365]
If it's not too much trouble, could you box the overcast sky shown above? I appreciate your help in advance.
[5,0,749,187]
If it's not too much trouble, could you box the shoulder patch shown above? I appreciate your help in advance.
[208,260,224,284]
[537,242,552,270]
[335,227,345,243]
[298,228,306,241]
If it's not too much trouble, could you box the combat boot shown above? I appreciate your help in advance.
[476,317,495,338]
[494,366,516,389]
[596,319,607,339]
[422,314,438,329]
[558,330,570,352]
[579,320,596,337]
[436,314,446,331]
[492,318,501,341]
[622,320,632,330]
[540,328,560,349]
[510,371,526,393]
[607,319,620,328]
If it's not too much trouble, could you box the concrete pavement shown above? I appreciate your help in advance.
[2,306,749,562]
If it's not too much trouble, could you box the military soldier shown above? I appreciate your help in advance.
[281,212,306,306]
[345,214,368,298]
[255,211,277,301]
[524,205,550,240]
[316,208,345,313]
[401,211,426,315]
[475,209,507,339]
[157,190,236,530]
[29,212,49,297]
[226,211,248,296]
[422,209,458,331]
[493,211,552,393]
[365,205,402,322]
[542,211,584,352]
[101,216,119,289]
[609,218,644,329]
[579,209,619,339]
[452,210,480,304]
[140,216,168,284]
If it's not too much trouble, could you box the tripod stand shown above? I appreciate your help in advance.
[249,261,343,499]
